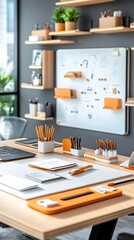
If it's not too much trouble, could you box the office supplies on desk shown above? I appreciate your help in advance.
[28,158,77,171]
[68,165,93,176]
[84,154,118,164]
[108,177,134,186]
[28,185,122,215]
[0,146,36,162]
[25,171,66,183]
[16,138,62,149]
[0,175,38,191]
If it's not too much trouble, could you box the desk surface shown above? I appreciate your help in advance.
[0,140,134,240]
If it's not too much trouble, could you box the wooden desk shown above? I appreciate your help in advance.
[0,140,134,240]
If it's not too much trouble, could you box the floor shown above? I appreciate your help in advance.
[0,216,134,240]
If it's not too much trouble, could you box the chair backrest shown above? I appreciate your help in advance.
[0,116,27,140]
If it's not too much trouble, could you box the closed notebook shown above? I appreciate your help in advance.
[25,171,64,183]
[28,158,77,171]
[0,175,38,191]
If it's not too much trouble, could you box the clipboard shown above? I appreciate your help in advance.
[28,185,122,215]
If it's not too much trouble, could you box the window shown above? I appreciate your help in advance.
[0,0,18,116]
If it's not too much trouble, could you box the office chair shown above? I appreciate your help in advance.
[117,233,134,240]
[0,116,27,228]
[0,116,27,140]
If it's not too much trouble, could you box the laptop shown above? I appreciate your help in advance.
[0,146,36,162]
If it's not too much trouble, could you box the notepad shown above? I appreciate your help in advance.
[25,171,64,183]
[0,175,38,191]
[28,158,77,171]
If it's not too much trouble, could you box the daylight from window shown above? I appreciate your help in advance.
[0,0,17,116]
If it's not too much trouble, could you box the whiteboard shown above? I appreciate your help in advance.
[56,48,127,135]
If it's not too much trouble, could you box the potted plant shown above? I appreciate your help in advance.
[62,7,80,31]
[51,6,65,32]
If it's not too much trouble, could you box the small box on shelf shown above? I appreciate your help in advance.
[99,17,123,28]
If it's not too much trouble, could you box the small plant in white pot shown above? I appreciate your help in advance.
[62,7,80,31]
[51,6,65,31]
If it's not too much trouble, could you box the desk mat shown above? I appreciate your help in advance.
[28,185,122,215]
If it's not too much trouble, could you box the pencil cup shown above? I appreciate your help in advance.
[38,141,54,153]
[71,148,85,157]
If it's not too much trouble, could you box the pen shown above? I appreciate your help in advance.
[60,191,94,201]
[69,165,93,176]
[108,177,134,186]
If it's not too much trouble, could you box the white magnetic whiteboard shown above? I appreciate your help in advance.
[56,48,127,135]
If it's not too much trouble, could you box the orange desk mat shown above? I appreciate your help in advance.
[28,185,122,215]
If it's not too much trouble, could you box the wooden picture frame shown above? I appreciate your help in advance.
[32,49,42,66]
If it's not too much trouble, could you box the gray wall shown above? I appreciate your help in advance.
[19,0,134,156]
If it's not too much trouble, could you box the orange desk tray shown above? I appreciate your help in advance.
[28,185,122,215]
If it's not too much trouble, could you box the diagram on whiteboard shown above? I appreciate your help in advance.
[56,48,127,135]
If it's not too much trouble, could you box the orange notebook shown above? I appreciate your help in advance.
[28,185,122,215]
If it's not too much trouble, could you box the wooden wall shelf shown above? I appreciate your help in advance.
[25,114,54,121]
[49,30,91,37]
[56,0,115,7]
[125,102,134,107]
[90,26,134,34]
[29,65,42,69]
[21,83,45,90]
[25,39,75,45]
[22,50,54,89]
[125,98,134,107]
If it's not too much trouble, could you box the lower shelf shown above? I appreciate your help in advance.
[25,114,54,121]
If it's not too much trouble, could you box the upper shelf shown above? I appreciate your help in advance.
[25,39,75,45]
[49,30,92,37]
[90,26,134,34]
[21,83,45,90]
[56,0,115,7]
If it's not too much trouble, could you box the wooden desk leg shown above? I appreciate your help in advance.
[88,219,118,240]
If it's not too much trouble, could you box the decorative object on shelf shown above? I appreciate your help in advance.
[123,16,130,27]
[31,22,52,41]
[42,22,52,40]
[44,102,53,117]
[99,9,123,28]
[62,7,80,31]
[29,98,38,116]
[51,6,66,31]
[32,49,42,66]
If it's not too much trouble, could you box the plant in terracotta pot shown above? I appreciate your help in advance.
[62,7,80,31]
[51,6,65,32]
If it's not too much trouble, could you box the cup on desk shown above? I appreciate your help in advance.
[38,140,54,153]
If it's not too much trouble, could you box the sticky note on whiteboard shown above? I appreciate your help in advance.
[113,49,120,56]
